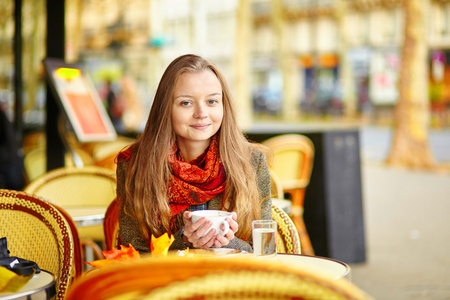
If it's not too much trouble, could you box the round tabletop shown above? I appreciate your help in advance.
[65,207,107,227]
[177,249,350,281]
[274,253,351,280]
[0,270,56,300]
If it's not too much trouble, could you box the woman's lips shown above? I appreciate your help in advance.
[191,124,210,130]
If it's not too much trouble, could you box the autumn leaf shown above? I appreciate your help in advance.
[86,244,140,268]
[85,259,121,268]
[150,233,175,256]
[0,266,34,292]
[103,244,140,260]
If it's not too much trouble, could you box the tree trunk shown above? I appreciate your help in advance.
[336,0,357,119]
[386,0,435,169]
[234,0,253,130]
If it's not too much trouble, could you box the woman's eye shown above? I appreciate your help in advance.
[208,99,219,105]
[180,101,191,106]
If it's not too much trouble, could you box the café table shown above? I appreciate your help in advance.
[64,207,108,263]
[273,253,351,281]
[65,207,107,227]
[178,249,351,281]
[0,270,56,300]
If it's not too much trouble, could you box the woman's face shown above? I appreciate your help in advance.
[172,69,224,151]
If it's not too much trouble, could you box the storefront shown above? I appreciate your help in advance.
[300,53,340,115]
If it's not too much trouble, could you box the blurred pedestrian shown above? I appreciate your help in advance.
[0,102,24,190]
[104,79,126,133]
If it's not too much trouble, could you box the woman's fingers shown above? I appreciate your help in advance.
[193,229,216,249]
[226,216,238,233]
[184,211,239,249]
[184,216,217,248]
[213,234,230,247]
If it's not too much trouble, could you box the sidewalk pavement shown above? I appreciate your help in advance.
[349,126,450,299]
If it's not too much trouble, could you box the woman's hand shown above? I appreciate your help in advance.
[211,212,238,248]
[182,211,217,249]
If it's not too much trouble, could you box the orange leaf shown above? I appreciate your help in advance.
[85,259,120,268]
[150,233,175,256]
[102,244,140,260]
[85,244,140,268]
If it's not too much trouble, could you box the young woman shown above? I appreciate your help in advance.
[117,54,272,253]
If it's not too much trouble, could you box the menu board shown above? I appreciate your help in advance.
[44,58,117,142]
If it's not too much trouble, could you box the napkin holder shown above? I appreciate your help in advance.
[0,237,41,276]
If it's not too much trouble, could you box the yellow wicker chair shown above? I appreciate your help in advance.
[92,137,134,171]
[0,189,79,300]
[24,166,117,261]
[22,131,46,155]
[66,255,373,300]
[263,134,315,256]
[272,203,301,254]
[23,147,94,183]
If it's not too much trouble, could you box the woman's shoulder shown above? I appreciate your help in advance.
[117,144,135,163]
[250,143,270,161]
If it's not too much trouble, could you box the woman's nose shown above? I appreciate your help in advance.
[194,104,207,119]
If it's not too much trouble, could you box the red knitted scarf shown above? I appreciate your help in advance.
[168,135,226,216]
[117,136,226,222]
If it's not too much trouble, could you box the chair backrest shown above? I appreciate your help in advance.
[104,198,120,250]
[92,138,134,171]
[92,138,134,162]
[23,147,94,183]
[262,134,314,190]
[24,165,116,208]
[0,189,79,299]
[272,203,301,254]
[66,256,373,300]
[269,168,284,199]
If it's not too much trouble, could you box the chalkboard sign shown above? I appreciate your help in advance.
[43,58,116,142]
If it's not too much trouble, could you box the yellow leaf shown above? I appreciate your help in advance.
[0,266,34,292]
[150,233,175,256]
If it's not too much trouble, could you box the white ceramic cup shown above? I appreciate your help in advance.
[191,210,231,237]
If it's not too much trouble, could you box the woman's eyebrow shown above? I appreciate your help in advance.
[174,92,222,100]
[174,94,193,100]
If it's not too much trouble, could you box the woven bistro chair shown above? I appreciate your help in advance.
[23,146,94,184]
[272,203,301,254]
[24,166,117,261]
[104,198,120,250]
[92,137,134,171]
[66,255,373,300]
[263,134,315,256]
[0,189,80,299]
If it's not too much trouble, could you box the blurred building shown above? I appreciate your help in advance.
[2,0,450,131]
[68,0,450,124]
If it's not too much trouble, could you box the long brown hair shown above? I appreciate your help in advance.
[123,54,261,241]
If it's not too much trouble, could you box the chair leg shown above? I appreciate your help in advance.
[81,239,105,263]
[286,188,315,256]
[291,209,315,256]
